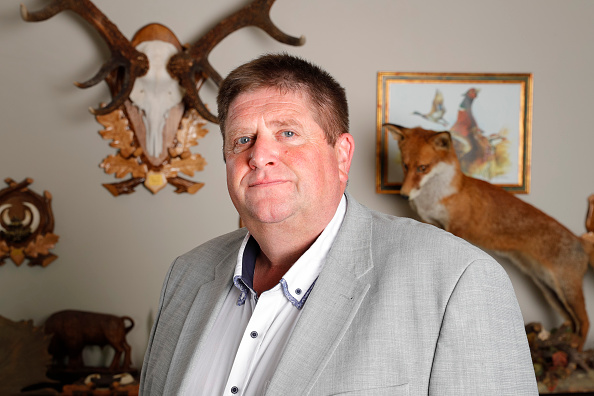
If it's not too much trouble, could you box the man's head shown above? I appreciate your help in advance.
[219,54,354,232]
[217,53,349,148]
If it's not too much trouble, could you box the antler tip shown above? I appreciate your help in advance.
[19,4,30,20]
[298,35,306,45]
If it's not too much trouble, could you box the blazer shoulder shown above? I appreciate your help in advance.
[178,228,247,264]
[372,208,492,262]
[165,228,247,286]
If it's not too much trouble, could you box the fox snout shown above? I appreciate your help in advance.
[399,181,415,200]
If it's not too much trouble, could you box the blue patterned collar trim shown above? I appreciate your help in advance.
[232,234,319,309]
[233,236,260,306]
[279,278,317,310]
[233,275,257,306]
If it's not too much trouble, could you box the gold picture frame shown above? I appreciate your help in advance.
[376,72,533,194]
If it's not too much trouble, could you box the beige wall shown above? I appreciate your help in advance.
[1,0,593,368]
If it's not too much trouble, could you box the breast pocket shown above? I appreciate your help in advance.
[330,383,409,396]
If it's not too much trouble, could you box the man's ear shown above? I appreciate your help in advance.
[336,133,355,183]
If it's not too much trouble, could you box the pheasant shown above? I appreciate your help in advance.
[412,89,448,126]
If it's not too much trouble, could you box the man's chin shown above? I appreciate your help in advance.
[241,206,296,227]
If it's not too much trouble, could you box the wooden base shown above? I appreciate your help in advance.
[538,370,594,394]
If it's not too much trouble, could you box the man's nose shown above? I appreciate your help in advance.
[249,135,278,169]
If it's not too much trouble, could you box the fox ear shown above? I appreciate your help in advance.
[383,123,407,142]
[431,131,452,151]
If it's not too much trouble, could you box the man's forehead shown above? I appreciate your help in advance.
[233,86,308,103]
[226,88,314,124]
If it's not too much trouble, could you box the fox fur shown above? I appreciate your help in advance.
[384,123,594,349]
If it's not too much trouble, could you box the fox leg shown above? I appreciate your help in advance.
[532,265,589,350]
[555,267,589,350]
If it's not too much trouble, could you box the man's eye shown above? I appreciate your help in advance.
[237,136,251,145]
[282,131,295,138]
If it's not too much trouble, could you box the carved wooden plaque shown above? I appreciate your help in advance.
[0,178,59,267]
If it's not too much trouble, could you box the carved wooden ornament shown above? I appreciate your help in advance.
[0,315,54,395]
[21,0,305,196]
[0,178,59,267]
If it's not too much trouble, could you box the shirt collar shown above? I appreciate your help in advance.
[233,195,347,309]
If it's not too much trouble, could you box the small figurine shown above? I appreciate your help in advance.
[44,310,135,371]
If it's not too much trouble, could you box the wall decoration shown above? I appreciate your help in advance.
[377,72,533,194]
[0,315,54,395]
[21,0,305,196]
[0,178,59,267]
[44,310,135,372]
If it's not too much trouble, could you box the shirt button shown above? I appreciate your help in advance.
[231,386,239,394]
[295,288,302,295]
[250,331,258,338]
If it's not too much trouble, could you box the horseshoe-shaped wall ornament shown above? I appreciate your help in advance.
[0,178,59,267]
[21,0,305,196]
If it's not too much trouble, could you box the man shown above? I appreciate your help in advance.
[140,54,538,395]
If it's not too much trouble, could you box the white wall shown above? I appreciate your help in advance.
[1,0,593,369]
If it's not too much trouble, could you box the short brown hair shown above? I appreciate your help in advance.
[217,53,349,146]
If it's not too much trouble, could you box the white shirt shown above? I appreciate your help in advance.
[182,196,347,395]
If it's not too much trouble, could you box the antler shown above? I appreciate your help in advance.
[20,0,148,115]
[167,0,305,123]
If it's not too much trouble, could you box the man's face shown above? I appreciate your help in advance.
[224,87,353,229]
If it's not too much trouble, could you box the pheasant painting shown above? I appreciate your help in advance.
[449,88,510,179]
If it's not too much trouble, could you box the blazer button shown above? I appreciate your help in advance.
[250,331,258,338]
[231,386,239,394]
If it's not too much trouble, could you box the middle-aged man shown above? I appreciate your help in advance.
[140,53,538,395]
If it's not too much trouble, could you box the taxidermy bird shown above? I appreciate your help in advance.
[412,89,448,126]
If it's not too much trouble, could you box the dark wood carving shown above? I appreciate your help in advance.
[0,178,59,267]
[44,310,135,372]
[21,0,305,196]
[0,315,55,395]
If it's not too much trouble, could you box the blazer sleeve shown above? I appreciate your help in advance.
[138,259,176,395]
[428,258,538,395]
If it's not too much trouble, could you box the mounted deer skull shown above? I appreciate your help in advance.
[21,0,305,195]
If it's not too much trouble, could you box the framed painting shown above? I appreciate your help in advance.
[376,72,533,194]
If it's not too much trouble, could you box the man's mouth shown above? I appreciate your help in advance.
[249,179,287,187]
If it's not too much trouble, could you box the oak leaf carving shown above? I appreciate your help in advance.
[101,155,147,179]
[24,233,59,257]
[169,109,209,158]
[96,109,137,158]
[163,154,207,178]
[0,240,8,256]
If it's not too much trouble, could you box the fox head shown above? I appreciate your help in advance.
[383,124,461,200]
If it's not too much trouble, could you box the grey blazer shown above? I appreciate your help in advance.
[140,193,538,395]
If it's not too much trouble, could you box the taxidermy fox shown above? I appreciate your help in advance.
[384,123,594,350]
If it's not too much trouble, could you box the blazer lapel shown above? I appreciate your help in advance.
[266,194,374,395]
[163,252,237,395]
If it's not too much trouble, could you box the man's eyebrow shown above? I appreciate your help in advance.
[267,118,302,128]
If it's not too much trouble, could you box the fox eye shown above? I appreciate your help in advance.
[403,164,409,172]
[417,165,428,173]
